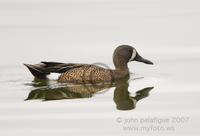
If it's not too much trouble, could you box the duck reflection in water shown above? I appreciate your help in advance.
[25,76,153,111]
[113,77,153,110]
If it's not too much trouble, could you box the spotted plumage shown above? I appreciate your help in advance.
[58,65,114,84]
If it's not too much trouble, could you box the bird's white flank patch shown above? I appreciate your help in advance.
[129,49,136,62]
[47,73,60,80]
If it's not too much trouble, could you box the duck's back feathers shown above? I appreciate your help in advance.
[41,61,84,73]
[24,62,85,79]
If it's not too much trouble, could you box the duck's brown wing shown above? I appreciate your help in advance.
[24,61,86,79]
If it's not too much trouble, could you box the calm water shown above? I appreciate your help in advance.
[0,0,200,136]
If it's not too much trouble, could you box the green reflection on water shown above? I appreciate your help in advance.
[25,76,153,111]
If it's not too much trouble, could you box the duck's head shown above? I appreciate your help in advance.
[113,45,153,70]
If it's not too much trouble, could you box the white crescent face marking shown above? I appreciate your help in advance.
[129,49,136,62]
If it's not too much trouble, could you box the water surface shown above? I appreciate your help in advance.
[0,0,200,136]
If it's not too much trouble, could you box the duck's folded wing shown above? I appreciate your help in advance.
[41,61,85,73]
[24,61,86,79]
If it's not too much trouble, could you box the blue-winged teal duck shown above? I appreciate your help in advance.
[24,45,153,84]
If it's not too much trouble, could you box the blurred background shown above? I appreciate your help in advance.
[0,0,199,66]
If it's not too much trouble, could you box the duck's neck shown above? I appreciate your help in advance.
[113,69,129,80]
[113,63,129,80]
[113,57,130,79]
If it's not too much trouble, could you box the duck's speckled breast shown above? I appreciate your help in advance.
[58,65,114,84]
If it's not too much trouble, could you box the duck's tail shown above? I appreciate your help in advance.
[23,63,50,79]
[24,62,84,79]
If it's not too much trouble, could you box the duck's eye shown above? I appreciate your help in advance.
[128,49,132,53]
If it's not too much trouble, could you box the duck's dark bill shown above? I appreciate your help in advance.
[134,54,154,65]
